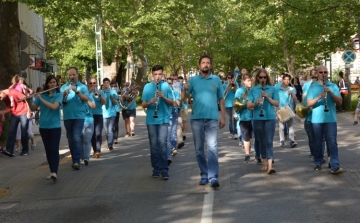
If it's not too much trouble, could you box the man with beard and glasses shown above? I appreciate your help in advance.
[185,55,225,188]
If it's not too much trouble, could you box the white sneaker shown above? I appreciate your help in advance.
[51,173,57,181]
[233,135,238,140]
[228,134,233,139]
[171,148,178,156]
[15,147,20,152]
[46,174,52,180]
[31,143,36,149]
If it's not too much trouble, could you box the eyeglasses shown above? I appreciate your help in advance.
[227,77,232,79]
[89,82,96,84]
[318,71,328,74]
[311,76,317,79]
[258,76,267,79]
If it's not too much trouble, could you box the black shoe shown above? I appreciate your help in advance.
[244,155,250,163]
[256,157,262,165]
[314,165,322,171]
[2,150,15,157]
[20,152,29,156]
[108,146,113,151]
[177,142,185,149]
[72,163,80,170]
[331,167,343,175]
[84,160,89,166]
[182,135,186,140]
[328,163,331,168]
[167,159,172,166]
[322,159,326,164]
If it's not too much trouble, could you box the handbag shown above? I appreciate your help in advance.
[339,79,348,95]
[276,95,295,123]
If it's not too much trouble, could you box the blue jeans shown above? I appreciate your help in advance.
[253,120,276,159]
[252,120,260,158]
[40,128,61,174]
[147,124,169,174]
[6,114,29,154]
[191,119,219,181]
[167,110,179,159]
[64,119,84,164]
[236,126,243,142]
[113,112,120,139]
[91,115,103,153]
[312,122,340,169]
[304,120,315,156]
[103,116,116,147]
[225,107,237,135]
[82,123,94,160]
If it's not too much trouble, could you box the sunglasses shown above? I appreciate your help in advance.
[311,76,317,79]
[89,82,96,84]
[318,71,328,74]
[258,76,267,79]
[227,77,232,79]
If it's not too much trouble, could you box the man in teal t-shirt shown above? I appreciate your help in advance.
[223,73,237,139]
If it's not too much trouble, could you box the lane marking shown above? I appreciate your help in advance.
[201,188,214,223]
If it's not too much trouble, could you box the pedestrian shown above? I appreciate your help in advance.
[223,72,237,139]
[337,71,347,112]
[27,75,62,180]
[179,76,189,141]
[141,65,174,180]
[354,76,359,84]
[89,77,106,158]
[306,65,343,174]
[353,92,360,125]
[60,67,89,170]
[111,81,121,142]
[186,55,226,187]
[120,81,137,137]
[101,78,118,151]
[247,68,279,174]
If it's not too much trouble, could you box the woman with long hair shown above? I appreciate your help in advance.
[247,69,279,174]
[28,75,62,181]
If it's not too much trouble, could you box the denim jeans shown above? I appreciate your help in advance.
[40,128,61,174]
[236,125,243,142]
[191,119,219,181]
[91,115,103,153]
[252,120,260,158]
[113,112,120,139]
[304,120,315,156]
[312,122,340,169]
[6,114,29,154]
[147,124,169,174]
[225,107,237,135]
[64,119,84,164]
[253,120,276,159]
[103,116,116,147]
[167,110,179,159]
[82,123,94,160]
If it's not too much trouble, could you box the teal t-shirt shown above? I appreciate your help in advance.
[302,80,313,121]
[34,92,62,129]
[92,90,105,115]
[102,88,118,118]
[189,74,224,120]
[181,89,190,109]
[141,81,173,125]
[84,93,95,125]
[246,84,279,120]
[222,83,236,108]
[278,85,296,110]
[123,99,136,110]
[307,81,339,123]
[234,87,252,121]
[60,81,89,120]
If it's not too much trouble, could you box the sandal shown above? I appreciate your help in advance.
[267,168,276,174]
[261,165,268,171]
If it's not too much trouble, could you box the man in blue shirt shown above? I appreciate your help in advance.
[278,74,298,148]
[306,65,343,175]
[60,67,89,170]
[142,65,174,180]
[223,72,237,139]
[102,78,118,151]
[185,55,225,188]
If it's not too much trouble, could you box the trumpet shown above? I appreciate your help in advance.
[153,81,160,118]
[62,79,74,105]
[323,77,329,112]
[259,82,265,117]
[17,86,60,102]
[224,80,236,99]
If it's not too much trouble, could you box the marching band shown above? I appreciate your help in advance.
[0,59,347,184]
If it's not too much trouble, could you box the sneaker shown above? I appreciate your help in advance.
[354,121,358,125]
[280,141,284,147]
[131,132,135,136]
[171,148,178,156]
[290,141,297,148]
[314,165,322,171]
[108,146,113,151]
[84,160,89,166]
[228,134,233,139]
[239,142,244,147]
[2,150,15,157]
[31,143,36,149]
[244,155,250,163]
[167,159,172,166]
[72,163,80,170]
[15,147,20,152]
[125,132,130,138]
[328,163,331,168]
[46,174,52,180]
[161,172,169,180]
[233,135,238,140]
[51,173,57,181]
[199,178,209,185]
[20,152,29,156]
[210,179,220,188]
[177,142,185,149]
[256,158,262,165]
[183,135,186,140]
[114,139,118,144]
[331,167,343,175]
[152,172,160,178]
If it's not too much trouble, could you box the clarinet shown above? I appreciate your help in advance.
[259,82,265,117]
[323,77,329,112]
[153,81,160,118]
[62,79,74,105]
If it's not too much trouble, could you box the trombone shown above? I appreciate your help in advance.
[17,86,60,102]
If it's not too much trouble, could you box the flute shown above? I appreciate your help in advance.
[17,86,59,102]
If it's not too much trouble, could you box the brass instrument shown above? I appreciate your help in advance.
[323,77,329,112]
[295,103,310,119]
[259,82,265,117]
[119,80,140,109]
[153,81,160,118]
[17,86,60,102]
[62,79,74,105]
[234,88,250,113]
[224,79,236,99]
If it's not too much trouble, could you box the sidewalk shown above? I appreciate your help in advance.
[1,110,360,222]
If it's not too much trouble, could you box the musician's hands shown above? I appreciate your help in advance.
[287,89,293,94]
[156,91,164,98]
[323,87,331,93]
[318,92,326,99]
[256,97,264,105]
[261,91,269,99]
[150,97,157,104]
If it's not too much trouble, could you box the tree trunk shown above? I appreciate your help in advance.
[282,37,296,75]
[0,1,20,94]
